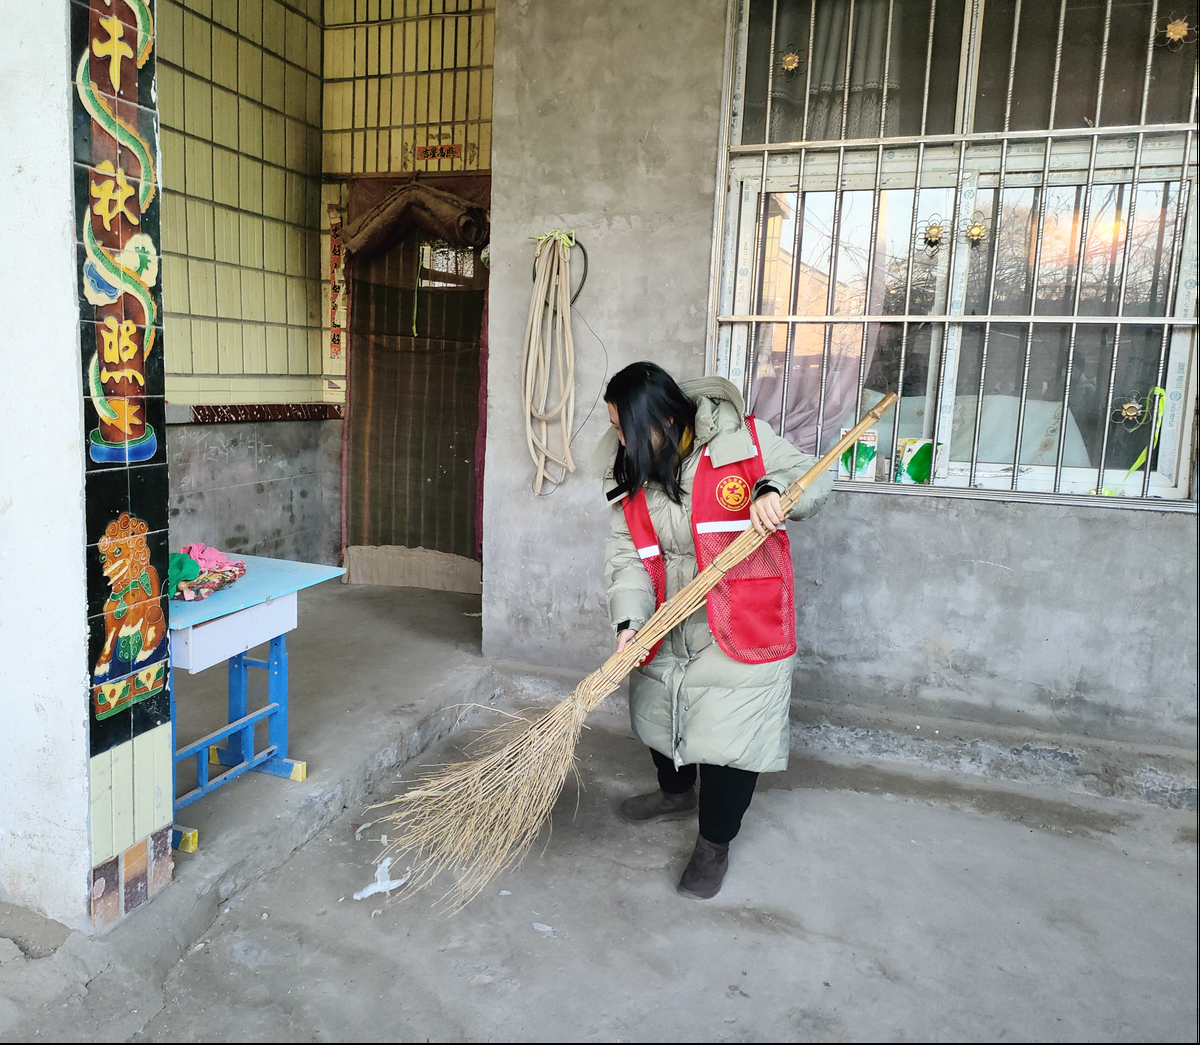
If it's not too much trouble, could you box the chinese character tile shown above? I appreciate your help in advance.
[75,160,159,254]
[78,3,143,105]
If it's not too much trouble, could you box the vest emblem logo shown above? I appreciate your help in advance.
[716,475,751,512]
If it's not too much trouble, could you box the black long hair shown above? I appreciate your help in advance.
[605,362,697,504]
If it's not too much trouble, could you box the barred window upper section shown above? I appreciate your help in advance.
[712,0,1199,503]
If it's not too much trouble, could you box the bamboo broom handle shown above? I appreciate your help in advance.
[577,393,899,702]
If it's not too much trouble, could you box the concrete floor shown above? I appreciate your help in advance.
[141,702,1195,1043]
[2,584,1196,1042]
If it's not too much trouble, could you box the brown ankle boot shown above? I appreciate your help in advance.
[618,788,698,825]
[676,834,729,899]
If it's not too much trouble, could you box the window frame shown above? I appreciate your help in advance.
[705,0,1199,507]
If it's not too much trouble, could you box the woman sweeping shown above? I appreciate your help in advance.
[601,362,831,900]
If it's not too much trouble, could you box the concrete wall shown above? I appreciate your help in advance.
[168,420,342,565]
[0,0,93,926]
[480,0,1198,759]
[791,491,1198,750]
[482,0,728,664]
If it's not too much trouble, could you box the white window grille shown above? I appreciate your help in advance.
[709,0,1199,503]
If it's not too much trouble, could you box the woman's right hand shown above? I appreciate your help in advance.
[617,629,649,665]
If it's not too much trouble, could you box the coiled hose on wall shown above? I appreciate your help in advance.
[522,230,587,494]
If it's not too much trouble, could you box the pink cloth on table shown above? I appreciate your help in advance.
[179,542,241,571]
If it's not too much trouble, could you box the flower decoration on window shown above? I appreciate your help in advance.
[777,47,805,80]
[1155,12,1197,50]
[1112,391,1150,431]
[919,215,948,257]
[960,212,990,249]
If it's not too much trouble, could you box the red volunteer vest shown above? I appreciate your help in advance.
[621,418,796,665]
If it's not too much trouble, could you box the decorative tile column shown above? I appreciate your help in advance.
[71,0,175,930]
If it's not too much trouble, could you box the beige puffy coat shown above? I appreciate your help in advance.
[602,377,831,774]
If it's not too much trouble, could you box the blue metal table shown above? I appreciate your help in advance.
[168,555,343,847]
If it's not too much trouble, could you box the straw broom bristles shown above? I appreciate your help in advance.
[375,393,898,911]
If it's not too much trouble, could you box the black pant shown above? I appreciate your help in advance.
[650,748,758,845]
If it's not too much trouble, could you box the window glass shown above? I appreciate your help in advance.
[741,0,964,142]
[725,0,1197,499]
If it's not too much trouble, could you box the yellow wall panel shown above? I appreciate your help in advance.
[162,255,190,314]
[218,322,244,373]
[185,200,214,260]
[243,324,267,371]
[263,167,286,220]
[213,0,238,30]
[286,9,307,68]
[240,214,265,269]
[263,0,286,58]
[265,273,288,323]
[90,751,114,867]
[211,88,239,150]
[164,315,192,373]
[284,65,307,121]
[263,52,286,112]
[216,264,242,320]
[162,193,187,254]
[183,11,212,79]
[213,26,239,90]
[131,730,155,843]
[306,20,322,74]
[183,75,212,139]
[159,66,184,129]
[151,725,173,834]
[110,741,135,858]
[158,0,184,64]
[266,326,288,372]
[238,39,263,100]
[239,156,263,214]
[159,0,370,400]
[263,111,286,166]
[241,0,263,45]
[213,207,239,265]
[288,327,308,374]
[241,269,267,322]
[213,147,239,208]
[185,138,214,199]
[187,257,218,317]
[192,318,219,372]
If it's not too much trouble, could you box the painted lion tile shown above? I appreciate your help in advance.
[90,513,169,720]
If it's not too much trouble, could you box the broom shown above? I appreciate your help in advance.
[375,392,898,910]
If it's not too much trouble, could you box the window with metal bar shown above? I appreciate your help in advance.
[711,0,1198,501]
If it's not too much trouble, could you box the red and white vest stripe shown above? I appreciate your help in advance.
[620,418,796,665]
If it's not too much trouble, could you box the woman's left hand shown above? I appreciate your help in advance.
[749,491,786,536]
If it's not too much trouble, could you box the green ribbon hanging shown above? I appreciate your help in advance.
[1096,386,1166,496]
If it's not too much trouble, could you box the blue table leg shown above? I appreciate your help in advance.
[227,652,250,762]
[175,630,307,817]
[168,661,200,851]
[252,634,306,782]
